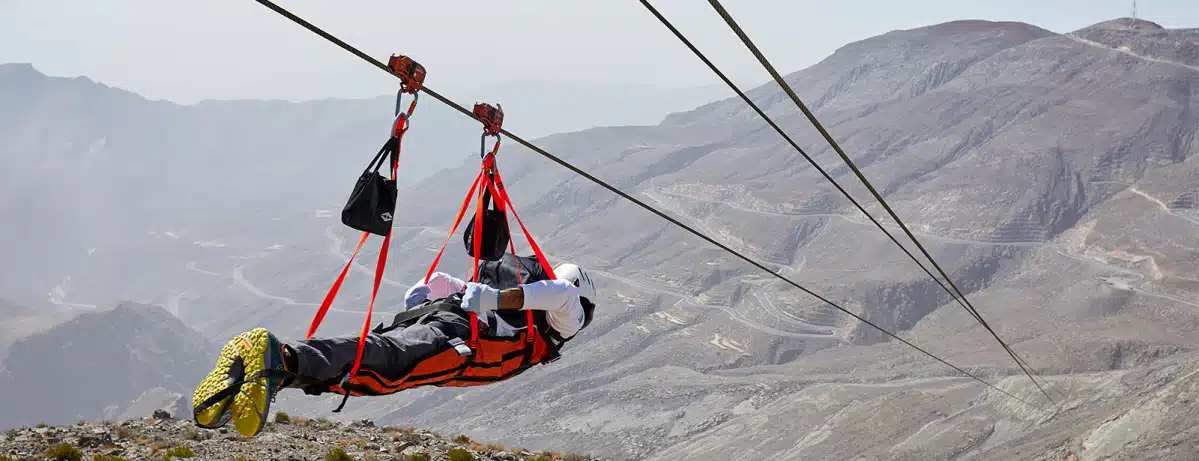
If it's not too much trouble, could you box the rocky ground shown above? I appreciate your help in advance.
[0,412,598,461]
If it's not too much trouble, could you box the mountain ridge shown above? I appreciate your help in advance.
[0,303,213,429]
[1,16,1198,460]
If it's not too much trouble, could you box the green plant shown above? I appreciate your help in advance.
[162,445,195,460]
[43,443,83,461]
[94,455,130,461]
[452,434,472,444]
[182,427,202,441]
[447,447,475,461]
[325,447,355,461]
[274,411,291,424]
[404,453,430,461]
[477,442,506,454]
[392,430,423,445]
[310,417,337,430]
[115,425,136,440]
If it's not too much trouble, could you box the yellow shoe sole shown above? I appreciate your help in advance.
[192,331,250,428]
[231,327,278,437]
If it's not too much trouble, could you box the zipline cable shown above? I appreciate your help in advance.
[249,0,1038,408]
[639,0,1052,398]
[637,0,1053,404]
[702,0,1055,405]
[637,0,1040,390]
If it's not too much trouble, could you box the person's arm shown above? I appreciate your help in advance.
[405,272,467,309]
[496,288,524,311]
[426,272,467,298]
[504,279,585,338]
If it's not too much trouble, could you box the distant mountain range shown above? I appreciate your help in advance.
[0,63,713,313]
[0,303,212,428]
[2,16,1199,460]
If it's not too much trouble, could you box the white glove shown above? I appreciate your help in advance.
[461,282,499,324]
[404,284,431,309]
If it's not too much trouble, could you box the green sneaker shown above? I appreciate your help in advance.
[229,327,284,437]
[192,330,251,428]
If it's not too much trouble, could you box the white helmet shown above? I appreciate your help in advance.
[554,263,596,304]
[555,263,597,329]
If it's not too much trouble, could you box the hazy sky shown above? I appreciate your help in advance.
[3,1,1196,104]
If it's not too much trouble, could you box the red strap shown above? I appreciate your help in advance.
[470,172,489,282]
[469,311,480,347]
[525,308,536,343]
[503,203,521,284]
[483,174,505,228]
[493,167,553,343]
[348,102,413,376]
[484,138,503,214]
[349,231,391,376]
[493,168,556,280]
[487,176,535,342]
[465,168,492,350]
[307,232,369,339]
[424,171,483,283]
[465,151,499,348]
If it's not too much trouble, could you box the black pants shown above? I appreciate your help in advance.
[288,311,471,383]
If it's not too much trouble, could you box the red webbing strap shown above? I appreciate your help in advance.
[307,231,369,339]
[401,97,418,119]
[423,171,484,283]
[493,168,556,280]
[469,311,480,347]
[485,139,504,213]
[470,168,488,283]
[503,205,522,284]
[350,230,391,376]
[483,176,504,228]
[476,168,537,342]
[309,93,419,342]
[498,188,555,341]
[350,102,412,376]
[466,160,493,349]
[488,167,535,342]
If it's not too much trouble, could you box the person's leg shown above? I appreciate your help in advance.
[288,311,471,384]
[191,312,471,436]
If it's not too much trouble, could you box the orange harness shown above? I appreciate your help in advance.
[334,317,558,396]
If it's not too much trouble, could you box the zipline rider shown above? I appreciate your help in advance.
[192,255,597,437]
[191,62,600,436]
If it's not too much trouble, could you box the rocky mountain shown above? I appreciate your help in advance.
[2,16,1198,461]
[0,63,713,332]
[0,61,486,315]
[0,414,599,461]
[0,304,213,429]
[357,18,1199,460]
[0,299,67,363]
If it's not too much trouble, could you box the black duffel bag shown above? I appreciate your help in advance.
[342,139,398,236]
[463,188,510,261]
